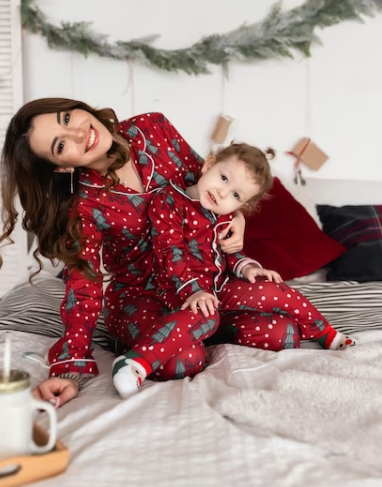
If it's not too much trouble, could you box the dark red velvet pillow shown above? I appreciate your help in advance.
[243,178,346,281]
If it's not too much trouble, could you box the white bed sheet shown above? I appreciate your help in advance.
[2,330,382,487]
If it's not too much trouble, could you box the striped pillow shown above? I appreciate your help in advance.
[0,277,116,352]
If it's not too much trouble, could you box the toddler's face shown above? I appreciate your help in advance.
[197,156,260,215]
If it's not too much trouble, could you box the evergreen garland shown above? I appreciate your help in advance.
[20,0,382,75]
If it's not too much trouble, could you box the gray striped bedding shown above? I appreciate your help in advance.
[0,278,381,349]
[0,277,117,352]
[291,280,382,334]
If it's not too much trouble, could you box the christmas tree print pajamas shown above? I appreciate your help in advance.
[141,180,345,353]
[48,113,214,381]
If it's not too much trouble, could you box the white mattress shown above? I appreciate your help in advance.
[2,329,382,487]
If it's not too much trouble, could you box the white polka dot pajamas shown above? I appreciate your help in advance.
[142,181,343,362]
[48,113,207,380]
[210,278,335,350]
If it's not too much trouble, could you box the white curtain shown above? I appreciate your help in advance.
[0,0,27,297]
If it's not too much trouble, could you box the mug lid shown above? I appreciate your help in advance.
[0,370,30,393]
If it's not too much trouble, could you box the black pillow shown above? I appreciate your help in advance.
[317,205,382,282]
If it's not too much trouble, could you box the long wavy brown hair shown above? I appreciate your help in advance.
[0,98,130,278]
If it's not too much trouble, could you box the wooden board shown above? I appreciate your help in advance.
[0,424,69,487]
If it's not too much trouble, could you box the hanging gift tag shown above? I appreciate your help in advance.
[290,137,329,171]
[211,114,234,144]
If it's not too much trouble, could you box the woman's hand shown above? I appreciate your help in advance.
[181,290,219,317]
[219,211,246,254]
[242,265,282,284]
[32,377,79,409]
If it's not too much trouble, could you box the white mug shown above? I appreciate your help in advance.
[0,370,57,461]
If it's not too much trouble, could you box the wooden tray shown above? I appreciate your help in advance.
[0,424,69,487]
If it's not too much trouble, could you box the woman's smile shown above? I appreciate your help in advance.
[85,127,99,152]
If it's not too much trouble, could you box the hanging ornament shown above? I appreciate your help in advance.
[287,137,329,185]
[210,114,234,145]
[286,59,328,186]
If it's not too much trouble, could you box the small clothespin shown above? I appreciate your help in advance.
[294,169,306,186]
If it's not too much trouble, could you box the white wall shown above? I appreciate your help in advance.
[22,0,382,183]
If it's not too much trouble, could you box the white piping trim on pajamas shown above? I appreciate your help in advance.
[176,277,199,294]
[234,258,262,278]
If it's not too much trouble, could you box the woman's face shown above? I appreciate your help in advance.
[28,109,114,171]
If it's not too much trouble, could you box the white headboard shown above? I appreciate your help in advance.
[305,178,382,206]
[272,168,382,229]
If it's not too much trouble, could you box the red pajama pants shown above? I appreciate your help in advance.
[208,277,333,349]
[106,291,219,381]
[107,278,335,381]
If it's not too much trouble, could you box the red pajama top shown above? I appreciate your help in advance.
[148,180,260,309]
[48,113,203,377]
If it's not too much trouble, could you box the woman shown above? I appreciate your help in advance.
[0,98,245,407]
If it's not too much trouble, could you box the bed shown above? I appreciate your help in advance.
[1,177,382,487]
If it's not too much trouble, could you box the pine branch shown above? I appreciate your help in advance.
[20,0,382,75]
